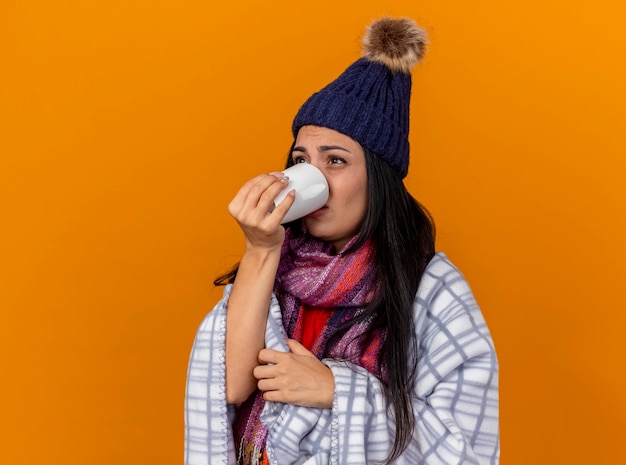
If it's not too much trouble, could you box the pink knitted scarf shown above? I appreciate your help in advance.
[234,230,385,464]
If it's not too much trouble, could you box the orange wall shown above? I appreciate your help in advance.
[1,1,624,463]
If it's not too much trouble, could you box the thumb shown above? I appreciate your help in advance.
[287,338,314,356]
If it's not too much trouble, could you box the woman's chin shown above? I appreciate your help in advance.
[302,218,332,241]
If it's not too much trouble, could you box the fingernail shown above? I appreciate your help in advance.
[281,175,289,183]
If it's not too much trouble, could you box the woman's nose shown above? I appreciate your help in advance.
[310,161,322,171]
[308,159,325,173]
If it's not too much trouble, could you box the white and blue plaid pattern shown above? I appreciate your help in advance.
[185,252,500,464]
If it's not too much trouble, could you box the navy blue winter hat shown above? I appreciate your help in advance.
[292,17,428,178]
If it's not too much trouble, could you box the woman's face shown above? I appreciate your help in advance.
[292,125,368,251]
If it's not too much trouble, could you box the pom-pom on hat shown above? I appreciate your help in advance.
[292,17,428,178]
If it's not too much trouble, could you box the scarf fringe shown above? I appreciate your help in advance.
[237,436,269,465]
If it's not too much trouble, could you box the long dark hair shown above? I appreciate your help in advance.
[339,146,435,462]
[215,144,436,462]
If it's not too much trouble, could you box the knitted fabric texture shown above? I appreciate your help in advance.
[292,57,412,177]
[233,231,384,464]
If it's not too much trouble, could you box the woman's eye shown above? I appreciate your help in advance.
[292,156,307,164]
[330,156,346,164]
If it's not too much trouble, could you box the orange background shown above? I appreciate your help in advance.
[1,1,625,463]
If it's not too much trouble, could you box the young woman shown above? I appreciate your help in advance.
[185,17,499,465]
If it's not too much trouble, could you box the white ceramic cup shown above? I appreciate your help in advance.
[273,163,329,224]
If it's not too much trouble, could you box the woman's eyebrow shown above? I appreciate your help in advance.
[292,145,351,153]
[319,145,350,153]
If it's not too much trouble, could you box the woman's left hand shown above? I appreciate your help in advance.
[254,339,334,409]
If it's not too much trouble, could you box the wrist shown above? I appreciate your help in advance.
[243,242,282,259]
[238,245,281,278]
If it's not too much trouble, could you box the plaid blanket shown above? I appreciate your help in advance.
[185,252,500,464]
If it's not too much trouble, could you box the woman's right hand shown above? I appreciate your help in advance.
[227,172,296,252]
[224,172,296,404]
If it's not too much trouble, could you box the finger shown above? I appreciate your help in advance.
[252,364,274,380]
[239,178,292,227]
[287,338,314,356]
[254,177,292,216]
[258,347,285,365]
[257,378,279,393]
[228,173,285,218]
[269,189,296,221]
[227,174,266,213]
[262,390,283,403]
[240,174,286,213]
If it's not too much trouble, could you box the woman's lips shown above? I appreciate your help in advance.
[306,206,328,218]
